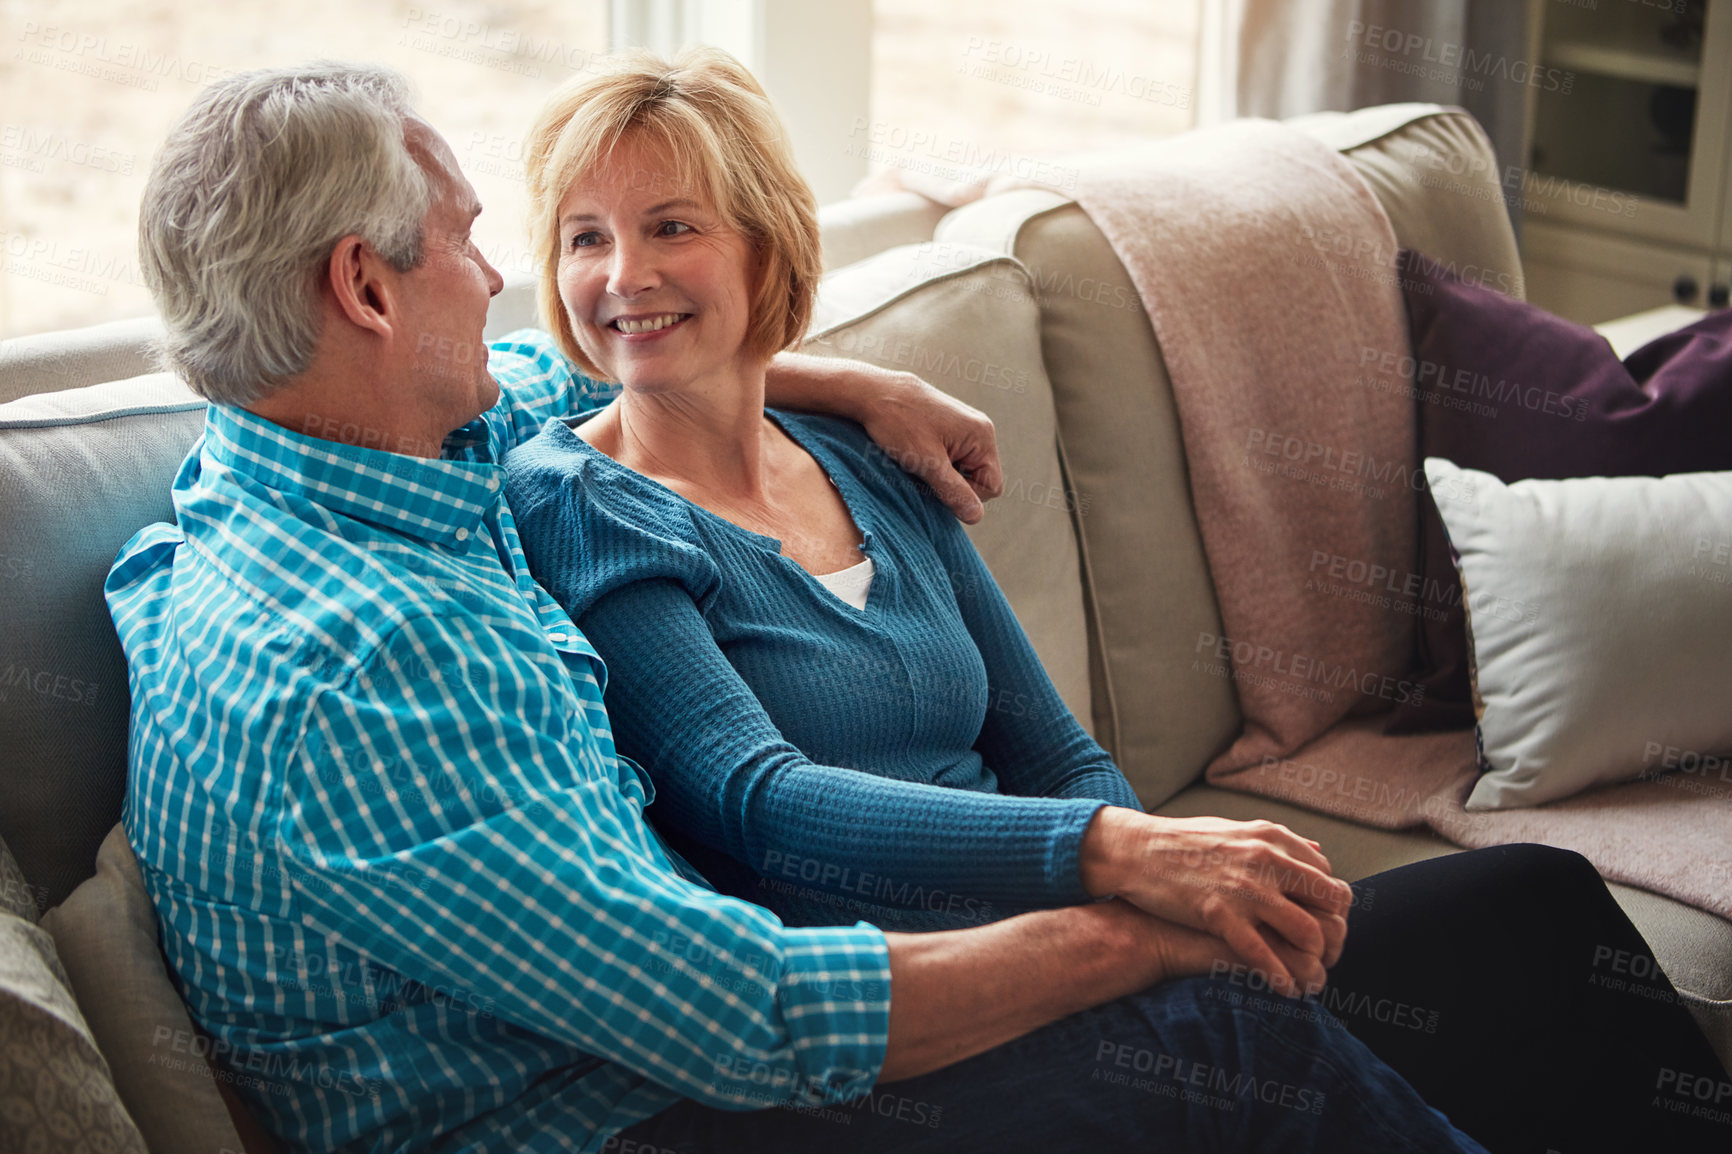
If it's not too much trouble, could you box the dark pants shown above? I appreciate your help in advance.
[1324,843,1731,1154]
[615,973,1487,1153]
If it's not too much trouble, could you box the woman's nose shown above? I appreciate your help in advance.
[606,236,660,298]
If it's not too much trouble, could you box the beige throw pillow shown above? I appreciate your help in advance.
[40,825,257,1154]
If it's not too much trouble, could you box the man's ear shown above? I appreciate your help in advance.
[325,235,399,339]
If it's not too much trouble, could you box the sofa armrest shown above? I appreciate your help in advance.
[818,191,950,272]
[0,316,164,405]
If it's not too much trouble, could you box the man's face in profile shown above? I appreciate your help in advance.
[396,117,505,437]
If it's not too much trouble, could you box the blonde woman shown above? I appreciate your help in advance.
[505,49,1724,1154]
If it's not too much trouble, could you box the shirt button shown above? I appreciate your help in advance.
[455,528,470,542]
[547,632,567,643]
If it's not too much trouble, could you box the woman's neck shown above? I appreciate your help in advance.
[589,365,779,501]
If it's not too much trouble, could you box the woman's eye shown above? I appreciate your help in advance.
[568,231,601,251]
[657,220,693,237]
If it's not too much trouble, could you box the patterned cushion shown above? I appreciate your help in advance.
[0,834,146,1153]
[0,829,44,923]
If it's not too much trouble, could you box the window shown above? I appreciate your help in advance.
[0,0,607,339]
[1,0,1202,339]
[869,0,1200,188]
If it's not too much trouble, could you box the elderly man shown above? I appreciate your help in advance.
[107,63,1486,1154]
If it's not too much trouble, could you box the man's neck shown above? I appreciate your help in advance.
[247,358,452,460]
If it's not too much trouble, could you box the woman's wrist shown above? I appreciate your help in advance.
[1078,805,1152,900]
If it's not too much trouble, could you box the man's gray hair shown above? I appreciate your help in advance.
[139,64,433,405]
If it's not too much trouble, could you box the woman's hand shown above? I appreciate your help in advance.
[1079,807,1353,994]
[764,352,1005,523]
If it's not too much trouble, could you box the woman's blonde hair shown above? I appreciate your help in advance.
[525,47,821,379]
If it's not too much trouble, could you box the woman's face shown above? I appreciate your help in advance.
[555,135,760,394]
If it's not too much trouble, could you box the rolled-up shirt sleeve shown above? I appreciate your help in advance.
[276,609,889,1111]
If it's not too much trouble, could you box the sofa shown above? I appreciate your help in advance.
[2,102,1727,1152]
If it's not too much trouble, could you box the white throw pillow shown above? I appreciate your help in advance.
[1423,458,1732,811]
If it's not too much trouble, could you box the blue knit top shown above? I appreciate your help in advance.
[505,409,1142,931]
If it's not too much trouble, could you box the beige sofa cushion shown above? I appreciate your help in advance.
[935,190,1236,806]
[0,373,206,907]
[0,318,164,405]
[1608,885,1732,1076]
[818,192,952,272]
[803,243,1093,729]
[1288,104,1525,300]
[40,825,256,1154]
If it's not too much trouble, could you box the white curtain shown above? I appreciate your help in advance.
[1199,0,1530,222]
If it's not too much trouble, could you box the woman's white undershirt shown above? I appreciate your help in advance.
[811,556,875,610]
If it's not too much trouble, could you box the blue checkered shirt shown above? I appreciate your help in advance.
[104,330,892,1153]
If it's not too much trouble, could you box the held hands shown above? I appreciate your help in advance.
[1082,898,1330,1000]
[1130,906,1331,999]
[1080,807,1353,997]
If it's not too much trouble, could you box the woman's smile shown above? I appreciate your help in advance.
[608,311,693,338]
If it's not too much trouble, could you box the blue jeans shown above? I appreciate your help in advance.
[611,976,1488,1153]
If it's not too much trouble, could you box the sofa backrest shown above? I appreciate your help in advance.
[0,317,165,407]
[818,191,952,273]
[0,270,546,407]
[0,375,206,907]
[935,104,1522,807]
[0,180,927,406]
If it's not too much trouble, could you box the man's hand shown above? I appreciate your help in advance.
[855,370,1004,525]
[764,352,1004,523]
[880,897,1325,1083]
[1079,808,1353,994]
[1142,907,1329,999]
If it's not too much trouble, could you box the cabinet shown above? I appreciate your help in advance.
[1520,0,1732,324]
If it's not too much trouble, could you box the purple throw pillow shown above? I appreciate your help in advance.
[1387,250,1732,733]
